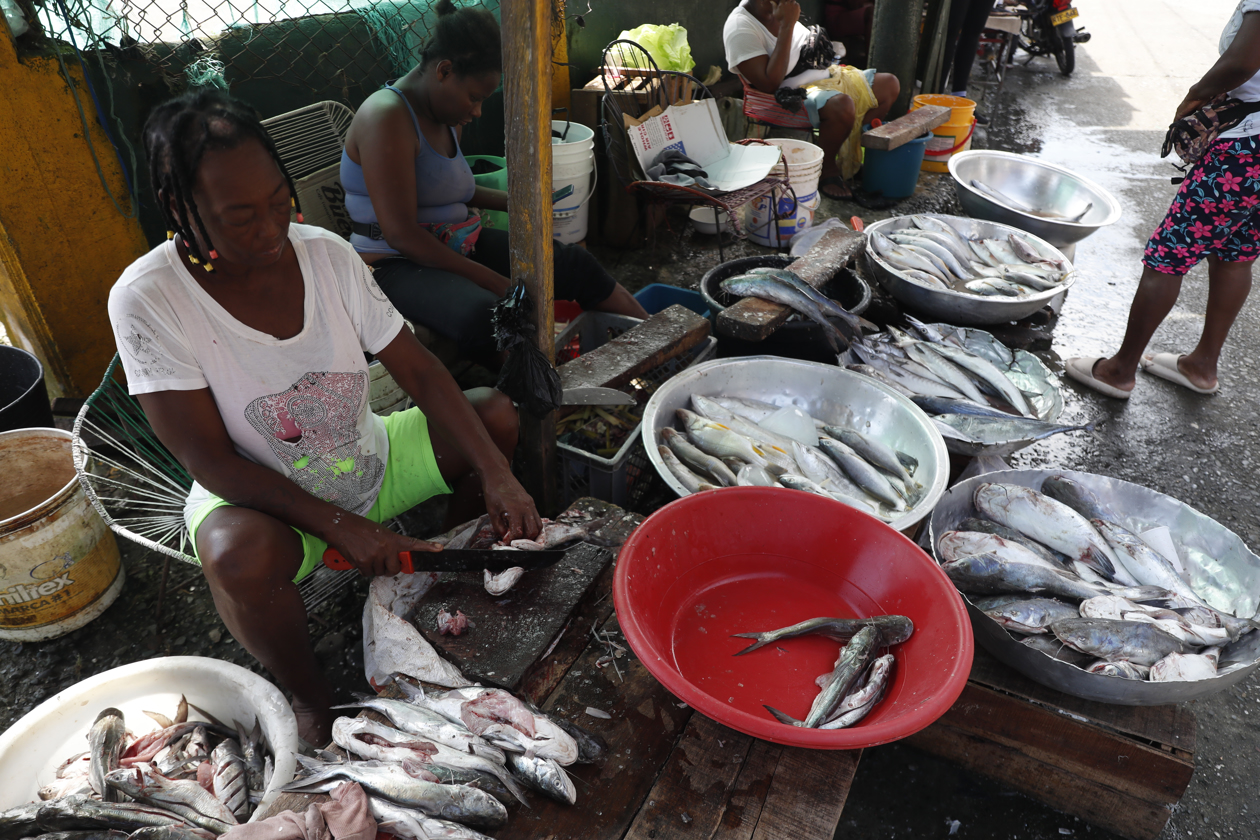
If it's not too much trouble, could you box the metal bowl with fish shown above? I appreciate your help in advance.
[864,214,1076,326]
[615,487,974,749]
[641,356,949,533]
[0,656,299,816]
[948,150,1122,247]
[908,322,1068,459]
[928,469,1260,705]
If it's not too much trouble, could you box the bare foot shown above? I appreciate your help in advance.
[1088,357,1136,393]
[293,700,335,748]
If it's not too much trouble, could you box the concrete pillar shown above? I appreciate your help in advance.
[869,0,927,118]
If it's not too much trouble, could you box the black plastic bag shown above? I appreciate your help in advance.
[490,282,563,418]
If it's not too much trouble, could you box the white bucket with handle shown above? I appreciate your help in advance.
[552,120,596,244]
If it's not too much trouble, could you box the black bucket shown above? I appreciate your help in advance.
[700,255,872,363]
[0,346,55,432]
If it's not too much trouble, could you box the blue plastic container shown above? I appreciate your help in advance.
[861,133,930,199]
[634,284,710,318]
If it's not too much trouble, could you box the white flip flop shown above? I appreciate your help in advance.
[1139,352,1219,395]
[1064,357,1132,400]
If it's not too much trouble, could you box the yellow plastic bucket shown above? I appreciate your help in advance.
[912,94,976,173]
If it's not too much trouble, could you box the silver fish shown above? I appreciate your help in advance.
[904,227,976,266]
[283,760,508,830]
[903,268,950,290]
[677,409,771,468]
[927,343,1035,418]
[658,444,717,493]
[936,531,1062,572]
[104,768,237,835]
[909,394,1013,418]
[967,237,1002,268]
[720,276,847,351]
[1051,618,1187,666]
[816,437,904,510]
[965,278,1026,297]
[818,654,895,729]
[904,343,988,405]
[891,233,975,279]
[846,363,917,398]
[1086,660,1150,679]
[88,708,127,803]
[956,519,1070,569]
[899,242,957,280]
[35,798,202,834]
[910,215,972,246]
[981,596,1079,635]
[0,804,44,840]
[661,428,737,487]
[934,414,1095,445]
[234,720,265,794]
[506,753,576,805]
[1091,519,1212,608]
[333,698,505,762]
[368,797,494,840]
[1019,634,1094,666]
[731,615,913,656]
[942,552,1104,602]
[790,440,845,486]
[1039,475,1112,522]
[709,396,781,424]
[869,232,950,281]
[209,741,249,821]
[777,473,836,500]
[822,426,915,485]
[746,268,870,335]
[767,626,881,728]
[974,483,1118,579]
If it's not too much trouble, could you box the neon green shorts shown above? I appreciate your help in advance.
[187,406,453,582]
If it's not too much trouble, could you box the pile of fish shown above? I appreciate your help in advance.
[717,266,867,352]
[730,616,913,729]
[281,683,605,838]
[845,318,1089,450]
[656,394,925,522]
[867,214,1072,298]
[936,477,1260,682]
[1,698,272,840]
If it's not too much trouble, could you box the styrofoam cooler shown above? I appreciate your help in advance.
[746,139,824,247]
[552,120,596,244]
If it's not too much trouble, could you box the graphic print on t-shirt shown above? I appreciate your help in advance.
[243,371,384,514]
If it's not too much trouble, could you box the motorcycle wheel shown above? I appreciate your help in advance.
[1054,20,1076,75]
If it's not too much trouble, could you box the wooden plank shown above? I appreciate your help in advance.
[715,228,867,342]
[495,616,693,840]
[557,304,711,392]
[968,645,1196,753]
[411,542,614,690]
[502,0,558,515]
[908,720,1177,840]
[861,104,951,151]
[750,744,861,840]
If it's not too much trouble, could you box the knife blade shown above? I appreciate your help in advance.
[560,386,637,406]
[322,547,568,574]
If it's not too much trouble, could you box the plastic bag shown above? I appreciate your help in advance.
[490,283,563,418]
[789,217,849,257]
[617,23,695,73]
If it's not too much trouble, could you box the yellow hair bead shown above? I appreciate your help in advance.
[166,230,174,240]
[188,255,200,265]
[203,263,215,273]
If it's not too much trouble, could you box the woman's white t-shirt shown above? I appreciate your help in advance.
[723,3,831,89]
[1218,0,1260,139]
[107,224,405,526]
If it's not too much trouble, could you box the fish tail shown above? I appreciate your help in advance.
[730,634,773,656]
[763,705,805,727]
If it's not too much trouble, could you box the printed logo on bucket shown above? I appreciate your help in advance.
[0,538,120,628]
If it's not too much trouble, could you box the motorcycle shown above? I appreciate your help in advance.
[1017,0,1090,76]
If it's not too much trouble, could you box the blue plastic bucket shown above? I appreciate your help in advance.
[634,284,710,318]
[861,133,930,199]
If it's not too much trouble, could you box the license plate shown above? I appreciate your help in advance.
[1050,7,1079,26]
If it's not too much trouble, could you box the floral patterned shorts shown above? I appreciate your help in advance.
[1144,135,1260,275]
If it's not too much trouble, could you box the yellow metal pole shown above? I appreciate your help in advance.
[502,0,558,515]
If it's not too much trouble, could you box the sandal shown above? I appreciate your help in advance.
[819,174,852,201]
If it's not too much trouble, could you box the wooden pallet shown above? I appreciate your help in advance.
[905,645,1196,840]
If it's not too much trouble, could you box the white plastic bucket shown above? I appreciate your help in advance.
[747,188,821,248]
[0,428,123,641]
[552,120,596,244]
[765,138,825,198]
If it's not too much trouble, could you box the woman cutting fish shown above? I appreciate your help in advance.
[108,90,541,746]
[1067,1,1260,398]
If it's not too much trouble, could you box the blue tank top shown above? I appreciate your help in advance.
[341,84,476,255]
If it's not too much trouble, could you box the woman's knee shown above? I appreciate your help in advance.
[821,93,857,125]
[465,387,519,456]
[872,73,900,105]
[198,510,302,593]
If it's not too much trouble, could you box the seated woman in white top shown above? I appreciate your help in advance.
[109,90,542,745]
[724,0,899,199]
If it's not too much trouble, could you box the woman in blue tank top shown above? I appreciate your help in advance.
[341,0,646,359]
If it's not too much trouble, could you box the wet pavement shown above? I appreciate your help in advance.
[5,1,1258,838]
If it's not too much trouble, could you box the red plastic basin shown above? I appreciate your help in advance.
[614,487,973,749]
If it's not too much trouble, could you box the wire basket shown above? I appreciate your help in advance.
[553,313,717,510]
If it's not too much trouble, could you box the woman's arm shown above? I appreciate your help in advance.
[470,186,508,213]
[357,104,509,296]
[374,327,542,539]
[1176,11,1260,119]
[736,0,801,93]
[137,388,435,576]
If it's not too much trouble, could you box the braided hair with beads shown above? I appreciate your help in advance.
[142,90,304,272]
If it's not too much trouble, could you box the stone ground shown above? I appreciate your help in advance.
[6,2,1258,838]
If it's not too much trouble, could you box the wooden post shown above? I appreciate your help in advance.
[502,0,558,515]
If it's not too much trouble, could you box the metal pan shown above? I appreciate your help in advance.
[641,356,950,534]
[928,468,1260,705]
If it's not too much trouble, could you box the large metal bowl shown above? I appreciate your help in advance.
[928,469,1260,705]
[949,150,1123,247]
[642,356,950,533]
[864,214,1076,326]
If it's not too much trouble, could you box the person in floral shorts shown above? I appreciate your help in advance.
[1066,1,1260,398]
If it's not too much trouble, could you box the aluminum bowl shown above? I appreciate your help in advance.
[642,356,950,533]
[864,214,1076,326]
[928,468,1260,705]
[949,150,1123,247]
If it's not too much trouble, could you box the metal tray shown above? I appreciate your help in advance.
[928,468,1260,705]
[864,214,1075,326]
[641,356,950,533]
